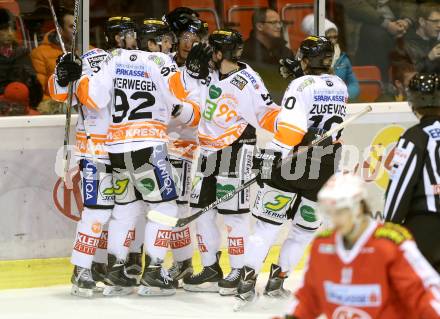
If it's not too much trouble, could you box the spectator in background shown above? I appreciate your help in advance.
[301,14,360,101]
[31,8,74,101]
[241,7,293,104]
[394,3,440,74]
[342,0,416,82]
[0,9,42,116]
[242,7,292,65]
[390,60,416,101]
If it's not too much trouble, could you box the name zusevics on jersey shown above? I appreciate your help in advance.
[311,95,347,116]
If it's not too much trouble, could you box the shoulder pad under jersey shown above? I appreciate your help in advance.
[374,222,413,245]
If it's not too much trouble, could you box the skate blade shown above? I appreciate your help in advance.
[137,285,176,296]
[263,289,292,299]
[71,285,93,298]
[102,285,133,297]
[183,282,219,292]
[219,287,237,296]
[93,282,105,293]
[233,293,258,312]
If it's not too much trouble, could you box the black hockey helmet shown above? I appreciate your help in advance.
[209,29,244,62]
[298,35,334,69]
[138,18,174,51]
[163,7,204,37]
[407,73,440,109]
[104,16,137,48]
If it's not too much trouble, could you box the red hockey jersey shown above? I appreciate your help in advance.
[287,221,440,319]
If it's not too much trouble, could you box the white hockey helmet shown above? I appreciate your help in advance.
[318,173,367,214]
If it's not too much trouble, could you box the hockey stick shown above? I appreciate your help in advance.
[49,0,80,181]
[148,105,373,227]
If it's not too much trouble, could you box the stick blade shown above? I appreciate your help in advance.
[147,210,178,227]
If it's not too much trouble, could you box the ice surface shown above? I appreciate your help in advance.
[0,272,303,319]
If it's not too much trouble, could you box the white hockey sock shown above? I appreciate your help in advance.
[171,203,194,262]
[71,207,111,269]
[93,222,108,264]
[145,201,178,264]
[244,219,281,274]
[278,224,316,274]
[107,201,144,261]
[195,208,220,267]
[129,214,146,254]
[223,214,250,269]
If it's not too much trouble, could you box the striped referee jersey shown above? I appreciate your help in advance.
[384,117,440,222]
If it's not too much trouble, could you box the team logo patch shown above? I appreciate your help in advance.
[230,75,248,90]
[228,237,244,255]
[148,54,165,67]
[197,234,208,252]
[297,78,315,92]
[108,179,129,201]
[154,230,171,248]
[98,230,108,249]
[130,54,137,61]
[169,228,191,249]
[140,178,156,194]
[209,85,222,99]
[326,80,334,87]
[91,222,102,234]
[216,183,235,199]
[123,230,135,247]
[73,232,100,255]
[324,281,382,307]
[300,205,317,222]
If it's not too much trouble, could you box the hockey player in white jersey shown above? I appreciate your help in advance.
[66,39,200,296]
[182,29,281,295]
[162,7,207,285]
[50,16,138,297]
[235,36,348,308]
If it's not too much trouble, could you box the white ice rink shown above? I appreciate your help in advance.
[0,273,303,319]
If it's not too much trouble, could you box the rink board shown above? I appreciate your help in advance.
[0,103,417,289]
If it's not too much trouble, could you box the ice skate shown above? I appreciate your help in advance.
[233,266,258,311]
[219,268,242,296]
[263,264,291,298]
[71,266,96,298]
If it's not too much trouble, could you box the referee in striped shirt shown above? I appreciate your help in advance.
[384,73,440,273]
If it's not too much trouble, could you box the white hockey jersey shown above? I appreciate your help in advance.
[271,74,348,154]
[48,48,111,163]
[76,49,200,154]
[166,56,205,161]
[197,62,280,152]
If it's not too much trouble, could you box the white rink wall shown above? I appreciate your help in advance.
[0,103,417,260]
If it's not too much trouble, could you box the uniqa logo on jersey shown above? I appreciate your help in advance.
[354,125,405,190]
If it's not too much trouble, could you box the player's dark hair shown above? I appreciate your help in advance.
[417,3,440,21]
[252,7,277,28]
[56,8,74,30]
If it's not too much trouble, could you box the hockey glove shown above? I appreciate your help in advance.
[253,149,283,186]
[55,53,82,87]
[186,42,213,79]
[279,58,303,80]
[301,127,332,147]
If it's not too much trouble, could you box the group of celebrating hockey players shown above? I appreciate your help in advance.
[48,4,440,318]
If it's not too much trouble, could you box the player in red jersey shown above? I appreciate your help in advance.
[277,173,440,319]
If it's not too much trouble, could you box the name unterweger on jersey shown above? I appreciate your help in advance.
[114,78,157,91]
